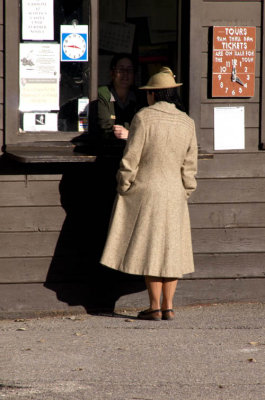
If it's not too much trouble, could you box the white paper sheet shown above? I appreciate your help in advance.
[19,43,60,111]
[214,107,245,150]
[23,112,58,131]
[22,0,54,40]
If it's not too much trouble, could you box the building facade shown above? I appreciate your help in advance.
[1,0,265,315]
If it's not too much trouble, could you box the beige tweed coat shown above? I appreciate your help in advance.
[100,101,197,278]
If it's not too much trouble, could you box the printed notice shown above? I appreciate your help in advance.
[214,106,245,150]
[22,0,54,40]
[23,112,58,131]
[19,43,60,111]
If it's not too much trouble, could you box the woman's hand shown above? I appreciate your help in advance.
[113,125,129,140]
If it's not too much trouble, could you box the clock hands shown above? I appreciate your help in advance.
[65,45,81,49]
[235,76,244,86]
[231,66,244,86]
[231,65,237,82]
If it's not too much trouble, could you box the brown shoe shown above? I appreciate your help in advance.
[137,309,162,321]
[162,309,175,321]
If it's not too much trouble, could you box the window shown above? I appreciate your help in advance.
[5,0,98,152]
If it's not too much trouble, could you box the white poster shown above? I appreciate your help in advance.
[214,107,245,150]
[23,112,58,131]
[22,0,54,40]
[19,43,60,111]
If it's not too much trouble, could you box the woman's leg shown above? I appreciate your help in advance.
[145,276,163,310]
[161,278,178,310]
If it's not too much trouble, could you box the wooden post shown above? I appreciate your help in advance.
[90,0,99,102]
[189,0,203,149]
[260,0,265,149]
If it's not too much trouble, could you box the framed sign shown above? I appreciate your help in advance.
[212,26,256,97]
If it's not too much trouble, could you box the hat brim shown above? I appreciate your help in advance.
[139,83,183,90]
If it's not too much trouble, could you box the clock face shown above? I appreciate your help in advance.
[212,26,256,97]
[62,33,87,61]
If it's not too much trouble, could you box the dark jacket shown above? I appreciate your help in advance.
[97,85,138,141]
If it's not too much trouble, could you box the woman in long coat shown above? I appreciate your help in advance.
[100,67,197,321]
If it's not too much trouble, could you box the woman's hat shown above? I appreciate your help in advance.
[139,67,182,90]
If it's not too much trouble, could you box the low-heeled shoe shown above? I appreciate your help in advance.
[137,309,162,321]
[162,309,175,320]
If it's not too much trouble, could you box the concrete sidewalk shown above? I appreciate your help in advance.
[1,303,265,400]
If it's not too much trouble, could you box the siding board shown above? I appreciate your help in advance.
[3,228,265,258]
[192,253,265,278]
[0,231,95,257]
[0,232,61,257]
[0,105,2,129]
[1,253,265,283]
[0,257,91,283]
[0,258,52,283]
[198,153,265,178]
[0,175,62,182]
[190,203,265,228]
[0,0,2,25]
[0,206,65,232]
[0,52,3,76]
[202,2,262,26]
[27,175,63,181]
[190,178,265,203]
[0,26,3,51]
[1,279,265,314]
[0,181,61,206]
[192,227,265,253]
[0,77,3,100]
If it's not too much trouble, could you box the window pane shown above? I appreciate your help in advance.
[19,0,90,133]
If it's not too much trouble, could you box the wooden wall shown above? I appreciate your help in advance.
[189,0,265,279]
[0,0,265,315]
[0,170,64,282]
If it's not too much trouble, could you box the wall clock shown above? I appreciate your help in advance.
[61,26,88,62]
[212,26,256,97]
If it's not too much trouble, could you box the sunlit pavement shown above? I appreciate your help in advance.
[1,302,265,400]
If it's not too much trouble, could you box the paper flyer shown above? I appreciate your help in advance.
[19,43,60,111]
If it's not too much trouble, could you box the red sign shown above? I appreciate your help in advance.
[212,26,256,97]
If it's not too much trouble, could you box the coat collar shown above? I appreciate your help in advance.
[149,101,181,115]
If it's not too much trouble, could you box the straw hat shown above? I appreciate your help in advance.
[139,67,182,90]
